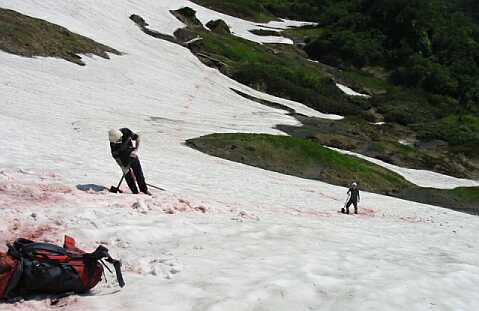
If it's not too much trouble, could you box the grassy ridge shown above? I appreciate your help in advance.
[191,0,275,22]
[190,0,323,22]
[187,133,479,214]
[187,133,413,194]
[193,30,362,116]
[401,187,479,215]
[0,8,120,65]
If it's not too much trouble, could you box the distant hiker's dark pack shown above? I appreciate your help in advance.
[0,236,124,300]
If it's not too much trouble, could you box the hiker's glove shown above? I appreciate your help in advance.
[130,150,139,158]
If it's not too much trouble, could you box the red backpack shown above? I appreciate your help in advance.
[0,252,18,300]
[0,236,124,300]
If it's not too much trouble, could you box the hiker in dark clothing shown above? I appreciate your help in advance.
[109,128,151,195]
[342,182,360,214]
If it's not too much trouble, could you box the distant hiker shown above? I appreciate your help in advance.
[109,128,151,195]
[342,182,360,214]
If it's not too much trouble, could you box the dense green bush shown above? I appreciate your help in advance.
[194,30,363,116]
[304,29,385,68]
[194,0,479,114]
[391,55,458,95]
[232,62,362,115]
[301,0,479,111]
[416,115,479,147]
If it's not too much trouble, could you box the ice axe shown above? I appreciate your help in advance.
[109,165,131,193]
[341,193,351,214]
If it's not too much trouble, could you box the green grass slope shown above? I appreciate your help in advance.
[187,133,413,194]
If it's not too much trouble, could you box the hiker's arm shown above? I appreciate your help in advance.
[134,134,141,151]
[129,134,141,158]
[119,136,132,150]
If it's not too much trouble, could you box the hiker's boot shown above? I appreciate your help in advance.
[346,208,350,214]
[341,208,346,214]
[142,190,152,196]
[354,208,358,214]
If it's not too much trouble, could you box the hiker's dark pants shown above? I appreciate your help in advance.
[118,157,148,194]
[346,199,358,211]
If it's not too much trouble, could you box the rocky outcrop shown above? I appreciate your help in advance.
[170,7,204,29]
[129,14,181,46]
[206,19,230,35]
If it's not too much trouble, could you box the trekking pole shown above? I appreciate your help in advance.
[341,193,350,213]
[109,164,132,193]
[146,183,166,191]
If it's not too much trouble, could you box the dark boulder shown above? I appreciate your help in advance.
[130,14,148,27]
[174,28,198,43]
[206,19,231,34]
[170,7,204,28]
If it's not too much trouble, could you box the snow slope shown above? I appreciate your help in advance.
[0,1,479,310]
[336,83,371,98]
[330,148,479,189]
[187,2,317,45]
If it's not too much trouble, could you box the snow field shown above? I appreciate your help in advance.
[335,83,371,98]
[330,147,479,189]
[0,1,478,310]
[1,170,478,311]
[186,2,317,45]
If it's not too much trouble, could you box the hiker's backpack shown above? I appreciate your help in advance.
[0,252,19,300]
[0,236,124,300]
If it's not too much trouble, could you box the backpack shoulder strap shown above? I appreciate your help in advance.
[14,242,68,259]
[85,246,125,288]
[4,245,23,299]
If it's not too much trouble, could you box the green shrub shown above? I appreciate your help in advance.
[305,30,385,68]
[416,115,479,146]
[232,62,360,115]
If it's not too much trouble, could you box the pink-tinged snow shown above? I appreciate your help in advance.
[0,1,478,310]
[335,83,371,98]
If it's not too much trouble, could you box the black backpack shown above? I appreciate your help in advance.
[3,236,124,299]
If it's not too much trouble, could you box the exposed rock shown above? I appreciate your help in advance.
[173,28,198,44]
[195,52,228,73]
[170,7,204,29]
[129,14,148,27]
[362,108,383,123]
[249,29,280,37]
[231,88,296,114]
[130,13,183,47]
[206,19,231,34]
[142,28,178,44]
